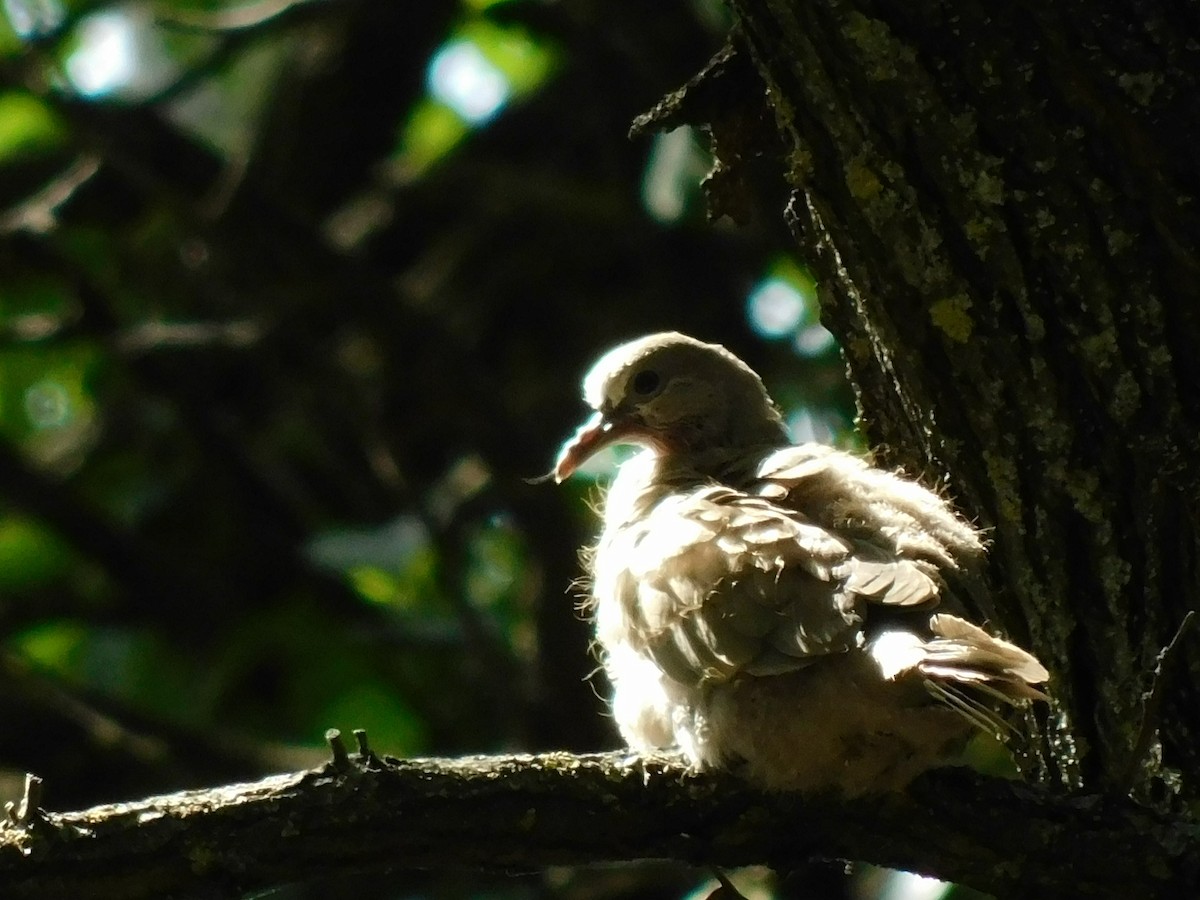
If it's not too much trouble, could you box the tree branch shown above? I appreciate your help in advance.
[0,748,1193,898]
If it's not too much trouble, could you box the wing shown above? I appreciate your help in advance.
[751,443,984,569]
[616,484,944,687]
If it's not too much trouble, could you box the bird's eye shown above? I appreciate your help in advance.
[631,370,661,396]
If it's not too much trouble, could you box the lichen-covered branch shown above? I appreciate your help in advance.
[0,749,1194,898]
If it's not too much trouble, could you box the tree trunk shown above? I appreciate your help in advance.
[709,0,1200,801]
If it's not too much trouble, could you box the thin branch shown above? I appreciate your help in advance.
[139,0,333,109]
[113,319,264,354]
[1120,610,1199,789]
[0,751,1193,899]
[155,0,326,33]
[0,155,101,235]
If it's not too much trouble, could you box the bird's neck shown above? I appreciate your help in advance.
[602,421,787,531]
[660,446,762,485]
[665,416,787,485]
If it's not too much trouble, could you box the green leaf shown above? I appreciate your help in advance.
[11,619,87,675]
[0,14,19,57]
[460,18,556,96]
[0,514,72,588]
[0,91,66,163]
[397,98,471,175]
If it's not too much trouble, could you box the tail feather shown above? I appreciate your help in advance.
[918,613,1049,733]
[927,614,1050,683]
[923,679,1014,737]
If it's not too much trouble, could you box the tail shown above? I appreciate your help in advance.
[869,613,1049,738]
[919,613,1049,737]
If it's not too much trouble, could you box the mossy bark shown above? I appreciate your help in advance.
[716,0,1200,801]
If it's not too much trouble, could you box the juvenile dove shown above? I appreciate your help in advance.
[554,332,1048,795]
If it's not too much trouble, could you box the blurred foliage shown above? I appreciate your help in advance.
[0,0,856,896]
[0,90,66,160]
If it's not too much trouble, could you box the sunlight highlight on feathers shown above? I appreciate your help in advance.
[554,332,1049,794]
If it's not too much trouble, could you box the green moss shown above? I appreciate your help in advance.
[1109,371,1142,422]
[845,157,884,201]
[1079,330,1119,368]
[973,168,1005,205]
[786,147,814,185]
[842,12,914,81]
[846,336,873,363]
[963,216,993,246]
[983,450,1022,526]
[1063,469,1106,526]
[1116,71,1161,106]
[929,294,975,343]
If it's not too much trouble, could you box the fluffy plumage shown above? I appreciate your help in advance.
[555,332,1048,795]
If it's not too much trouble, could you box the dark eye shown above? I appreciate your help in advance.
[631,369,661,395]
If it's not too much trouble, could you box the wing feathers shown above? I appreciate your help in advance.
[624,480,951,687]
[754,443,984,568]
[596,444,1048,735]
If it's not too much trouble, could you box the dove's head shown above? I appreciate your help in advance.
[554,332,786,481]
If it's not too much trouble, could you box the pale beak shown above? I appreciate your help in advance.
[553,411,638,482]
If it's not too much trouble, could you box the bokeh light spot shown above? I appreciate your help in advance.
[795,323,837,357]
[24,378,70,429]
[642,127,707,222]
[65,10,137,98]
[747,277,807,338]
[3,0,64,39]
[786,407,836,445]
[427,39,510,125]
[875,870,952,900]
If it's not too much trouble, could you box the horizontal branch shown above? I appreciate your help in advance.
[0,743,1193,898]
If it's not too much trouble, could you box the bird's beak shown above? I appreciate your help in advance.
[554,410,636,482]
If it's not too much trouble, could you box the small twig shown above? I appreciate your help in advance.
[5,775,44,829]
[156,0,324,33]
[140,0,328,110]
[352,729,370,757]
[1120,610,1198,789]
[325,729,350,772]
[0,155,100,235]
[0,313,80,344]
[707,867,750,899]
[15,776,42,827]
[114,319,264,355]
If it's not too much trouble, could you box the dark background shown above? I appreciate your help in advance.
[0,1,869,897]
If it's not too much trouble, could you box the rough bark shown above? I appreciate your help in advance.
[0,749,1195,899]
[700,0,1200,800]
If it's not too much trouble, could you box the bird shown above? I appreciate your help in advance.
[553,331,1048,795]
